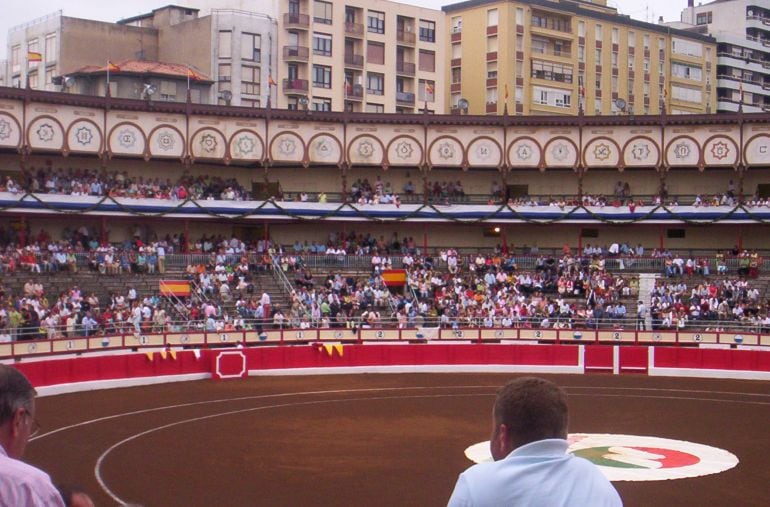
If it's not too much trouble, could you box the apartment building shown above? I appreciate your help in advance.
[678,0,770,113]
[4,6,275,106]
[443,0,717,116]
[276,0,445,112]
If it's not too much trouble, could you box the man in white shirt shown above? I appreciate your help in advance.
[448,377,621,507]
[0,365,66,506]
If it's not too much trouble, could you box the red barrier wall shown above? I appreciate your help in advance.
[8,344,770,390]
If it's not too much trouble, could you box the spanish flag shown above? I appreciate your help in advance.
[107,61,120,72]
[27,51,42,62]
[381,269,407,287]
[159,280,191,297]
[268,74,277,86]
[425,81,434,95]
[187,68,201,80]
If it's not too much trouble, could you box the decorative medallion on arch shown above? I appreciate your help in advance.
[583,137,620,169]
[66,119,102,154]
[0,113,21,148]
[109,123,146,157]
[744,134,770,167]
[507,137,541,168]
[308,133,342,164]
[348,135,384,166]
[386,135,422,167]
[270,131,305,163]
[27,116,64,152]
[543,137,578,168]
[702,135,738,167]
[467,137,502,168]
[147,126,184,158]
[623,136,660,168]
[428,136,464,167]
[229,130,263,162]
[665,136,700,167]
[189,127,225,160]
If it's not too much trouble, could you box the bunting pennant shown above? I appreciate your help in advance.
[323,344,334,356]
[145,351,154,361]
[160,350,167,360]
[333,344,344,357]
[169,350,177,361]
[192,349,201,360]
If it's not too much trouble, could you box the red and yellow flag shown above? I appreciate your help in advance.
[107,61,120,72]
[268,74,277,86]
[159,280,191,297]
[425,81,434,95]
[27,52,42,62]
[381,269,407,287]
[187,68,201,80]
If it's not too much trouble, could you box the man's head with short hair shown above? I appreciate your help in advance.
[0,364,37,459]
[490,377,569,461]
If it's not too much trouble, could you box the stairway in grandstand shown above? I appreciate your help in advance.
[637,273,659,329]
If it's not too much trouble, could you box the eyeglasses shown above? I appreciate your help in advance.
[21,408,41,438]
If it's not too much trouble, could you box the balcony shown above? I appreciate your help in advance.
[396,61,416,76]
[397,30,416,45]
[283,46,309,62]
[345,22,364,37]
[284,13,310,30]
[344,54,364,68]
[345,84,364,100]
[396,91,415,104]
[283,78,309,93]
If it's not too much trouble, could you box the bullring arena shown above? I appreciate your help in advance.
[1,87,769,506]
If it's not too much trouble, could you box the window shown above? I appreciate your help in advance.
[27,39,39,69]
[628,31,635,48]
[516,8,524,25]
[532,86,571,108]
[28,72,38,89]
[368,11,385,34]
[242,98,260,108]
[159,80,177,101]
[595,48,602,62]
[672,62,703,81]
[313,65,332,88]
[11,45,20,73]
[487,62,497,79]
[218,63,231,82]
[672,38,702,57]
[451,16,462,33]
[419,50,435,72]
[487,9,498,27]
[578,45,585,61]
[531,60,573,83]
[451,67,462,84]
[218,31,232,58]
[486,87,498,104]
[419,20,435,42]
[578,21,585,37]
[241,32,261,62]
[595,24,602,42]
[312,97,332,111]
[45,66,55,88]
[44,33,56,63]
[612,51,618,66]
[612,75,618,92]
[612,28,618,45]
[452,43,462,59]
[487,36,498,53]
[367,41,385,65]
[366,103,384,113]
[314,1,333,24]
[696,12,713,24]
[313,33,332,56]
[419,79,435,102]
[628,55,634,70]
[643,34,650,49]
[242,65,260,96]
[367,72,384,95]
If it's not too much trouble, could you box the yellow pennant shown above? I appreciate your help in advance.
[145,351,154,361]
[323,344,334,356]
[169,350,177,360]
[334,344,344,357]
[159,350,167,360]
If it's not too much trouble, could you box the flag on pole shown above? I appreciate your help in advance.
[504,83,509,100]
[27,52,42,62]
[107,61,120,72]
[345,79,352,96]
[738,81,743,101]
[425,81,434,95]
[268,74,277,86]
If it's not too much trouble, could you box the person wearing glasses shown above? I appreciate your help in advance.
[0,364,65,506]
[447,377,622,507]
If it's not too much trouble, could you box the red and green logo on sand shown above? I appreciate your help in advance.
[464,433,738,482]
